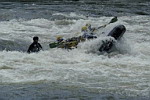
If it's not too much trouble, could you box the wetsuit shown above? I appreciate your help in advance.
[27,42,42,53]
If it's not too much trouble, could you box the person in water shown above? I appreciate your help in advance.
[27,36,42,53]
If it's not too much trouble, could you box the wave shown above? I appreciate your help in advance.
[0,39,29,51]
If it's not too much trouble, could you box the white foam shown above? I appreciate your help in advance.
[0,15,150,97]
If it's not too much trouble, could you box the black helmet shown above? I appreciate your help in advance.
[33,36,39,41]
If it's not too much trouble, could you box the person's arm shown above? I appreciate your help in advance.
[27,45,31,53]
[27,43,33,53]
[38,43,43,50]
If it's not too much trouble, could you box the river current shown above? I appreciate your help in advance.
[0,0,150,100]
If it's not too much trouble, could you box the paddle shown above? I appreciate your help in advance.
[96,16,118,30]
[74,17,118,37]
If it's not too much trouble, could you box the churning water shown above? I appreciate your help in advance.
[0,0,150,100]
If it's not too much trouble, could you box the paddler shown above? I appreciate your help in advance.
[81,23,97,39]
[27,36,43,53]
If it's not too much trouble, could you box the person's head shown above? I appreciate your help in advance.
[33,36,39,42]
[56,36,63,42]
[81,26,87,32]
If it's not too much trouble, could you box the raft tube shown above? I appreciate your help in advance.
[108,25,126,40]
[99,25,126,52]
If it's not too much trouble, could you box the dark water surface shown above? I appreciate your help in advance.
[0,0,150,100]
[0,0,149,21]
[0,82,150,100]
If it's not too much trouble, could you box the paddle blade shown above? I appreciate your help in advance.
[109,16,118,24]
[49,42,59,48]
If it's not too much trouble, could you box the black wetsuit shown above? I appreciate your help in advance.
[27,42,42,53]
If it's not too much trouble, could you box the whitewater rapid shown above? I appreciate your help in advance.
[0,15,150,98]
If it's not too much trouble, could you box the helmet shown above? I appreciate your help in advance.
[56,36,63,41]
[86,23,91,27]
[81,26,87,31]
[33,36,39,41]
